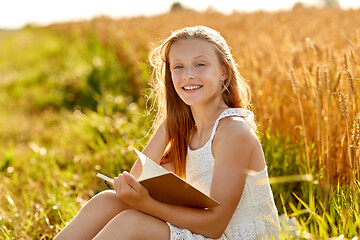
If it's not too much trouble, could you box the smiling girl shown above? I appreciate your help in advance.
[54,26,280,240]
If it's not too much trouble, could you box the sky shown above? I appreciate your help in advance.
[0,0,359,29]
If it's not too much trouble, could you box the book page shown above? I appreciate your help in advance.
[133,148,169,182]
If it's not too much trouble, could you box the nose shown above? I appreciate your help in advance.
[183,67,195,80]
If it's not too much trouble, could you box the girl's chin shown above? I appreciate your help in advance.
[178,92,222,107]
[181,99,213,107]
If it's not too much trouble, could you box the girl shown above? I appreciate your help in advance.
[54,26,280,239]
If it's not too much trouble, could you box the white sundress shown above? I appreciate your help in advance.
[166,108,280,240]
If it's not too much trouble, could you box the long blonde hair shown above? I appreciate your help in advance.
[149,26,251,178]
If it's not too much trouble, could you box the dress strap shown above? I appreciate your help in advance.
[209,108,256,143]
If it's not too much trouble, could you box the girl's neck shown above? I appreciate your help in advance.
[190,101,229,139]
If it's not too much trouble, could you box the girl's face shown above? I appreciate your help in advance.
[168,39,227,107]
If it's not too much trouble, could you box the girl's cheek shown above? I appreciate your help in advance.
[170,72,177,82]
[172,73,182,82]
[195,68,204,75]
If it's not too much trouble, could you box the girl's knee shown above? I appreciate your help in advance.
[92,190,116,200]
[90,190,116,204]
[86,190,126,211]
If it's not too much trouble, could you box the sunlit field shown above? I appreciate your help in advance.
[0,6,359,239]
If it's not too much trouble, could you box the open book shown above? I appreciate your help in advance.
[97,148,220,208]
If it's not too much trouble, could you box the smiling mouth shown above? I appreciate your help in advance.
[182,85,202,90]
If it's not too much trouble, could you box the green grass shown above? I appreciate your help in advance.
[0,24,359,239]
[0,28,152,238]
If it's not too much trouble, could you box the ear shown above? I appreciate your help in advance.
[221,66,229,81]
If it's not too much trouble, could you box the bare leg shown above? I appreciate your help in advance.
[54,190,131,240]
[93,209,170,240]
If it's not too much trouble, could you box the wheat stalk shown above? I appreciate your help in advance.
[345,69,356,122]
[351,117,360,179]
[350,48,357,66]
[338,92,352,168]
[332,71,342,92]
[324,66,330,177]
[315,65,322,166]
[343,53,349,72]
[290,69,311,174]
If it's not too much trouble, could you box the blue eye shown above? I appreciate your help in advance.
[174,65,183,69]
[196,63,205,67]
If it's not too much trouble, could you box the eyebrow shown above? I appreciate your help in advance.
[171,55,209,63]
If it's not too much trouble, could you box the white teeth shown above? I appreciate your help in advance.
[183,85,202,90]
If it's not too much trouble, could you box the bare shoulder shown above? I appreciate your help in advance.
[215,116,258,146]
[212,116,264,170]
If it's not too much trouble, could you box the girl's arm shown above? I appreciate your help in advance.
[118,117,265,238]
[130,120,169,179]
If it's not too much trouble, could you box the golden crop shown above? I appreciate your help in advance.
[52,7,360,183]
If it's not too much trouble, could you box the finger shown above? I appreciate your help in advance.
[123,171,142,192]
[113,176,118,192]
[120,174,133,193]
[114,176,122,196]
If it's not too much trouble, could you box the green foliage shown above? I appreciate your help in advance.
[0,151,13,172]
[261,130,360,238]
[0,28,152,239]
[260,131,303,211]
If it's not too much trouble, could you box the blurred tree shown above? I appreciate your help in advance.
[293,2,306,10]
[319,0,340,7]
[170,2,184,11]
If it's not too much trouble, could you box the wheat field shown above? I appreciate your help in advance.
[54,7,360,181]
[0,6,359,239]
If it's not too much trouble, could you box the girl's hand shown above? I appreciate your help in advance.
[113,171,151,209]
